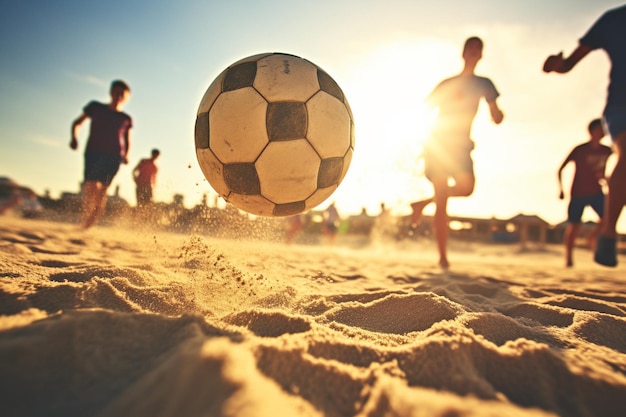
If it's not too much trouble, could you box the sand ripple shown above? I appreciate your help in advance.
[1,217,626,416]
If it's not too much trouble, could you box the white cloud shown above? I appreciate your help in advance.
[64,71,107,87]
[29,134,61,148]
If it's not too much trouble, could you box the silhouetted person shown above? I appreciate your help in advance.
[544,5,626,267]
[557,119,611,267]
[0,178,22,215]
[322,202,340,244]
[285,214,304,244]
[70,80,132,229]
[133,148,160,208]
[411,37,504,270]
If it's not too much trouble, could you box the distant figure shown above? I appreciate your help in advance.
[322,202,340,244]
[70,80,132,229]
[411,36,504,269]
[557,119,611,267]
[372,202,396,241]
[0,178,22,215]
[285,214,304,244]
[20,188,43,218]
[133,148,160,208]
[544,5,626,267]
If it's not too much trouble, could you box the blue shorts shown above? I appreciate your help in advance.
[84,152,122,186]
[603,106,626,139]
[567,194,604,223]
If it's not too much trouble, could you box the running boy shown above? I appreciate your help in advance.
[544,5,626,266]
[70,80,132,229]
[557,119,611,267]
[411,36,504,270]
[133,148,160,208]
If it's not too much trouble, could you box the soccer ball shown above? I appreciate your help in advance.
[195,52,354,217]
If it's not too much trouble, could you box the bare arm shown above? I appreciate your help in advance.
[132,159,144,181]
[543,44,592,74]
[70,113,88,150]
[557,155,573,199]
[122,128,131,164]
[488,100,504,125]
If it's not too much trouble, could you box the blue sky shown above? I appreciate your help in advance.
[1,0,625,229]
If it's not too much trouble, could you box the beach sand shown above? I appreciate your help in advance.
[1,215,625,416]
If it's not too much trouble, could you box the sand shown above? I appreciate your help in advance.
[1,215,625,417]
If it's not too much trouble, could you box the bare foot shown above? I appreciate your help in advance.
[410,198,432,226]
[439,258,450,271]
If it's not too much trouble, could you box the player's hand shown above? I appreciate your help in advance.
[543,52,563,73]
[559,191,564,200]
[121,156,129,165]
[492,109,504,124]
[69,137,78,150]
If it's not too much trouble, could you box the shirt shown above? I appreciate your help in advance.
[134,159,158,186]
[580,5,626,107]
[84,101,132,157]
[565,142,612,197]
[427,74,499,145]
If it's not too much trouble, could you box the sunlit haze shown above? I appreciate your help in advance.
[1,0,624,230]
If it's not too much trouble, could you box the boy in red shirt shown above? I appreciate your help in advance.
[557,119,611,267]
[133,149,160,207]
[544,5,626,266]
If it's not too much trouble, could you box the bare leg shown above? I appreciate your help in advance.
[594,132,626,266]
[448,172,475,198]
[564,223,580,267]
[81,181,109,229]
[81,181,99,228]
[601,133,626,238]
[91,190,108,227]
[411,172,474,227]
[432,178,450,269]
[426,172,475,270]
[410,198,432,226]
[588,221,602,250]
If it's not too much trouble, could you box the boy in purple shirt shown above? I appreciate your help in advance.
[544,5,626,267]
[70,80,132,229]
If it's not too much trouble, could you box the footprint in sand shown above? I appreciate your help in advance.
[39,260,79,268]
[28,245,79,255]
[48,266,147,284]
[499,303,574,327]
[545,295,625,317]
[457,282,499,298]
[18,231,45,241]
[462,312,563,347]
[225,310,311,337]
[324,292,462,334]
[573,314,626,353]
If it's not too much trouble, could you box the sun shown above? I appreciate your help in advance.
[328,38,459,215]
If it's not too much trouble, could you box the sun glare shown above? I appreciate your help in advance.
[332,38,458,215]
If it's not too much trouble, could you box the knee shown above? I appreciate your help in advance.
[454,174,475,196]
[458,183,475,197]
